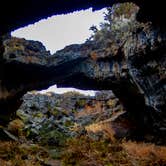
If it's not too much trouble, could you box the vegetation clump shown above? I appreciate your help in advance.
[88,2,140,61]
[61,136,166,166]
[7,119,25,137]
[0,141,50,166]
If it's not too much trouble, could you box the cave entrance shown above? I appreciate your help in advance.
[11,8,106,95]
[12,8,106,54]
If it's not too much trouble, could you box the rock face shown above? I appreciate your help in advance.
[0,3,165,139]
[77,3,166,134]
[15,91,129,144]
[0,37,52,122]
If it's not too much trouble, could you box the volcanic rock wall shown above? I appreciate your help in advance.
[0,1,165,139]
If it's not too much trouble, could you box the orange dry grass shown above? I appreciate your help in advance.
[86,121,116,142]
[123,141,166,164]
[1,138,166,166]
[90,51,98,61]
[61,136,129,166]
[76,101,104,118]
[61,134,166,166]
[24,56,40,63]
[8,119,25,136]
[85,111,128,142]
[0,141,49,166]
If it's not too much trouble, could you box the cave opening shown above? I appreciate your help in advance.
[0,7,111,125]
[12,8,106,54]
[1,4,153,134]
[11,7,106,96]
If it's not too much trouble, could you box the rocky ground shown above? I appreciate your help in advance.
[5,90,124,144]
[0,90,166,166]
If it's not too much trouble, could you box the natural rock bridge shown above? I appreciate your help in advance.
[0,0,165,138]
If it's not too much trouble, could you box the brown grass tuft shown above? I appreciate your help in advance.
[0,141,50,166]
[123,141,166,165]
[8,119,25,136]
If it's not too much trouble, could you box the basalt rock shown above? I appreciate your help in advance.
[15,91,126,143]
[0,3,165,140]
[0,36,52,123]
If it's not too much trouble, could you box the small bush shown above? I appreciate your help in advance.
[8,119,25,136]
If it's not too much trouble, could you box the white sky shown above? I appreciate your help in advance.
[11,8,105,95]
[12,8,106,54]
[39,85,96,96]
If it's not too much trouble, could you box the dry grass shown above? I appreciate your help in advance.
[61,135,166,166]
[24,56,40,63]
[61,136,129,166]
[113,2,139,19]
[85,110,130,142]
[75,101,104,118]
[85,121,116,142]
[1,137,166,166]
[90,51,98,61]
[0,141,50,166]
[8,119,25,136]
[123,141,166,165]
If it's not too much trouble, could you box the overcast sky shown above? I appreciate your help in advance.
[12,8,106,54]
[12,8,105,95]
[39,85,96,96]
